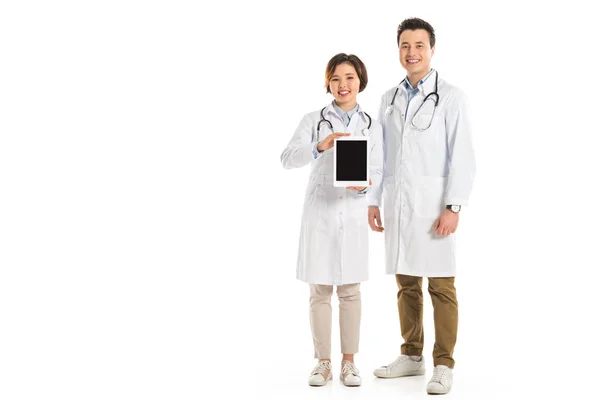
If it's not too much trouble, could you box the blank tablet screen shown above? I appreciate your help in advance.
[336,140,367,181]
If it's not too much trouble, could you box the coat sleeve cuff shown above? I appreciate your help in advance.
[312,143,323,159]
[367,197,381,207]
[444,197,468,207]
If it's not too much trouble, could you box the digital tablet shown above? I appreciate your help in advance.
[333,136,369,187]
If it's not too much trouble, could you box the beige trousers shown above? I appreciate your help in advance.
[309,283,361,359]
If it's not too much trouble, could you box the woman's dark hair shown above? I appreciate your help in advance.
[324,53,368,93]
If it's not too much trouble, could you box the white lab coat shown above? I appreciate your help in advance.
[368,73,476,277]
[281,103,384,285]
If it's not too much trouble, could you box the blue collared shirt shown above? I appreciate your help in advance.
[333,103,358,127]
[404,69,434,116]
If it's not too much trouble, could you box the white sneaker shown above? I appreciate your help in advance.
[426,365,453,394]
[373,355,426,378]
[308,361,332,386]
[340,360,361,386]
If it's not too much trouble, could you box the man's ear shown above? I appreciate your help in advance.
[431,46,435,56]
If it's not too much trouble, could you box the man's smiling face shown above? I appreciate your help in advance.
[399,29,435,77]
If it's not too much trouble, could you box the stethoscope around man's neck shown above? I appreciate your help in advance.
[385,69,439,116]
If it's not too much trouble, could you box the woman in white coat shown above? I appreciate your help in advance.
[280,53,383,387]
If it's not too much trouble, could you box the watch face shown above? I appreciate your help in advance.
[452,205,460,212]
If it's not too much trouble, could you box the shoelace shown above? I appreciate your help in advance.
[312,362,331,375]
[387,355,410,368]
[341,361,359,376]
[431,367,447,383]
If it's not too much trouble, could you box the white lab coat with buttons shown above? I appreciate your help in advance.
[367,74,476,277]
[281,103,384,285]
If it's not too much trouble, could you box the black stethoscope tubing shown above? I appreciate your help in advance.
[387,70,440,115]
[316,107,372,136]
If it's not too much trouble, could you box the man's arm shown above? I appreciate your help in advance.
[444,89,476,206]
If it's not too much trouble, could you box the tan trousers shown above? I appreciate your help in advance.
[309,283,361,359]
[396,274,458,368]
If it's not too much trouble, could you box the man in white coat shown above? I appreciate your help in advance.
[367,18,476,395]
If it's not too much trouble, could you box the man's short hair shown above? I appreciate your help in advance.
[397,18,436,48]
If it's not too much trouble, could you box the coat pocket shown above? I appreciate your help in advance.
[415,176,446,218]
[412,113,436,131]
[305,182,322,206]
[304,175,327,206]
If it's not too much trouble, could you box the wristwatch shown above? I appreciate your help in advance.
[446,205,461,213]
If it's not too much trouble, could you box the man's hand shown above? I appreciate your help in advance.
[317,132,351,151]
[432,209,459,236]
[368,206,384,232]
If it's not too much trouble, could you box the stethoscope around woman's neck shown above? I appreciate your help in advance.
[317,106,372,136]
[385,70,439,116]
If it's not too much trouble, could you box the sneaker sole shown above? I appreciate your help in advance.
[373,370,426,378]
[426,388,450,395]
[308,376,332,387]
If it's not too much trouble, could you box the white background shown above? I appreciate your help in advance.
[1,1,599,399]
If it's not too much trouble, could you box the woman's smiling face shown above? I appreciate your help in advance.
[328,62,360,109]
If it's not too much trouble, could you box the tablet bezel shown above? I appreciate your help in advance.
[333,136,369,188]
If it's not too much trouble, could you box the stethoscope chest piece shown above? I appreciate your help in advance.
[362,128,370,136]
[385,105,393,116]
